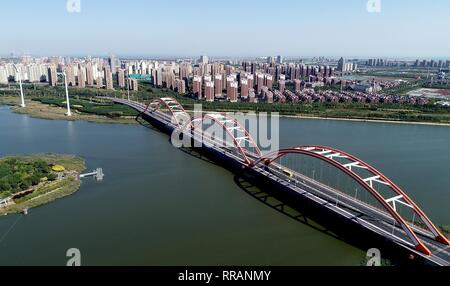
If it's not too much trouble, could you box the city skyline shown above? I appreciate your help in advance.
[2,0,450,58]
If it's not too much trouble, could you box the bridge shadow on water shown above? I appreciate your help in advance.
[135,114,159,132]
[232,175,422,266]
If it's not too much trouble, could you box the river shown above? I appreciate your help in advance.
[0,106,449,265]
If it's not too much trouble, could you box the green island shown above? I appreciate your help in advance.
[0,154,85,215]
[1,78,450,125]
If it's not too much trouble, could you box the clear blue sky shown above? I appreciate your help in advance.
[2,0,450,58]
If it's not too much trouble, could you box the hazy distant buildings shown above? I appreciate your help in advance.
[277,55,283,64]
[337,57,345,72]
[199,55,209,65]
[338,57,356,72]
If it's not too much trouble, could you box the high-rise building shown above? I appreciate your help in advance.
[265,74,273,90]
[64,65,75,86]
[47,65,57,86]
[203,74,212,83]
[96,76,103,88]
[227,81,238,102]
[117,69,126,88]
[240,78,249,99]
[214,74,222,98]
[86,62,94,86]
[78,65,86,88]
[199,55,209,65]
[277,55,283,64]
[193,76,202,99]
[256,73,264,94]
[246,74,254,89]
[0,66,8,84]
[205,81,214,102]
[153,68,163,87]
[109,55,119,73]
[179,62,191,80]
[337,57,345,72]
[176,79,186,94]
[104,67,114,90]
[128,78,139,91]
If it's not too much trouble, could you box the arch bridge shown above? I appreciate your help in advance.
[108,96,450,265]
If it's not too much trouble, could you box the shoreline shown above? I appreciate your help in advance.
[280,114,450,127]
[0,97,137,125]
[187,109,450,127]
[0,154,86,216]
[2,96,450,127]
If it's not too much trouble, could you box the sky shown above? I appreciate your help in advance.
[1,0,450,58]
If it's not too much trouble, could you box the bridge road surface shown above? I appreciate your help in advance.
[108,97,450,266]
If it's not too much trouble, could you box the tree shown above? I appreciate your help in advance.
[20,178,32,191]
[47,173,57,181]
[30,174,41,186]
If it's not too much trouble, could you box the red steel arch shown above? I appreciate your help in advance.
[145,97,190,127]
[252,145,449,255]
[189,113,261,165]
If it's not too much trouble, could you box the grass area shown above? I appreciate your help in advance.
[1,156,54,199]
[0,177,80,215]
[33,97,138,117]
[0,154,85,215]
[0,154,85,198]
[1,96,137,124]
[3,154,86,173]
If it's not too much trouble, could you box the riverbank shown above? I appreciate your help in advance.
[0,154,86,216]
[3,95,450,127]
[280,114,450,127]
[0,96,137,124]
[183,108,450,127]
